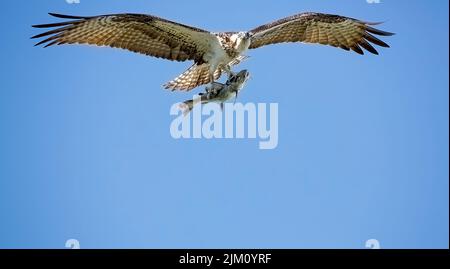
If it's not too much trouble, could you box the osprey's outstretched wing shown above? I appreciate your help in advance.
[249,12,394,55]
[32,13,216,63]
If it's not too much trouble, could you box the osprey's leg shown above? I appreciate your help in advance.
[208,63,217,87]
[209,73,215,85]
[223,65,235,78]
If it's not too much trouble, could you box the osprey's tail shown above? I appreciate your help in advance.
[164,63,221,92]
[164,56,249,91]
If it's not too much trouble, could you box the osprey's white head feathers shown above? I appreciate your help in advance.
[231,31,252,52]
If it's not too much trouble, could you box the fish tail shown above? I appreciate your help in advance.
[179,97,207,116]
[179,100,194,116]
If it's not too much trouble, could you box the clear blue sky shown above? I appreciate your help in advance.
[0,0,448,249]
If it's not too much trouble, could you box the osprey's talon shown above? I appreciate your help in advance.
[223,65,235,78]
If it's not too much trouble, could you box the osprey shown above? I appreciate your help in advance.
[32,12,394,91]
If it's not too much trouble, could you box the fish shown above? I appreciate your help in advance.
[179,70,250,116]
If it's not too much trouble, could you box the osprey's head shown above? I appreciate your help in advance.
[231,31,252,52]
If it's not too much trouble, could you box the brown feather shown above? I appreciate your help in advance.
[164,55,248,91]
[249,12,394,55]
[31,13,215,63]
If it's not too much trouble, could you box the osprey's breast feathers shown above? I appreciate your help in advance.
[215,32,242,58]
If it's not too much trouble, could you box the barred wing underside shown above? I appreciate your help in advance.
[249,12,394,55]
[32,13,217,63]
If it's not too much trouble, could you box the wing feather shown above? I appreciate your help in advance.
[249,12,394,55]
[32,13,218,63]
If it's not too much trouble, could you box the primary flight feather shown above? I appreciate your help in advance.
[32,12,394,91]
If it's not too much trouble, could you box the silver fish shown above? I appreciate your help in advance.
[180,70,250,115]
